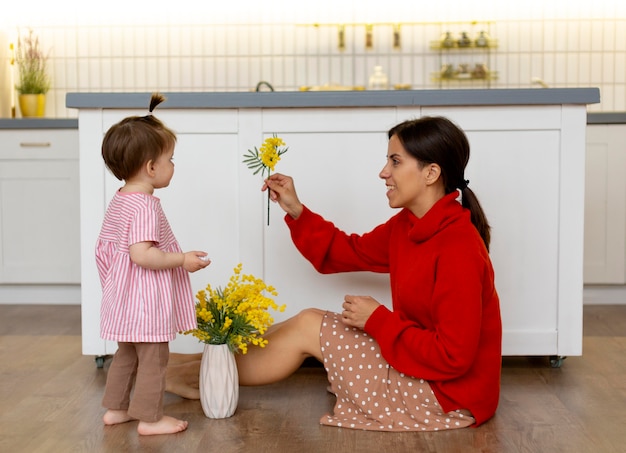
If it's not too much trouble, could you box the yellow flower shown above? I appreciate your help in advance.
[242,135,289,226]
[259,136,286,171]
[183,264,284,354]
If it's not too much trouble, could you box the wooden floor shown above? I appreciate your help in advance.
[0,305,625,453]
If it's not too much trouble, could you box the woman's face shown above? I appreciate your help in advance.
[379,135,433,217]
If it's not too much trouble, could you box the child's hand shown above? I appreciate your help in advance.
[182,252,211,272]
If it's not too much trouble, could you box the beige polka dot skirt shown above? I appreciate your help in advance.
[319,311,475,431]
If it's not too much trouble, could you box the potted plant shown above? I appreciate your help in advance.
[14,28,50,117]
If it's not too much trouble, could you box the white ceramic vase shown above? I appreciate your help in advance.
[199,343,239,418]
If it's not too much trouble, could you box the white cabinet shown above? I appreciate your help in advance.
[0,129,80,286]
[262,105,584,358]
[79,109,245,354]
[77,104,586,359]
[584,125,626,284]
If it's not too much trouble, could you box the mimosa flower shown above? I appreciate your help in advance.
[243,134,288,225]
[183,263,286,354]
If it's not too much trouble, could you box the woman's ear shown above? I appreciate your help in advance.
[425,163,441,186]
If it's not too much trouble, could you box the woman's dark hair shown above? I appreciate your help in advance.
[101,92,176,181]
[388,116,491,251]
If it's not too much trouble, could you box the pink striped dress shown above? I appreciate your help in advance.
[96,191,197,343]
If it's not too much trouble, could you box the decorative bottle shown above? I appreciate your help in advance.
[441,31,455,48]
[458,31,472,47]
[475,31,490,48]
[368,66,389,90]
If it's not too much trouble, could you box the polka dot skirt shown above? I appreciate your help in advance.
[319,311,475,432]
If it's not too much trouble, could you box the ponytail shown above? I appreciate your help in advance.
[460,187,491,252]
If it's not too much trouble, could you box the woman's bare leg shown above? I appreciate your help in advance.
[169,352,202,365]
[236,308,325,385]
[165,308,326,397]
[166,355,202,399]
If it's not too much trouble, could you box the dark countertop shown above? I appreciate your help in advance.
[0,119,78,129]
[65,88,600,109]
[6,89,626,129]
[586,112,626,124]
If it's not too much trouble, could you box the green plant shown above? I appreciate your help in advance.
[14,28,50,95]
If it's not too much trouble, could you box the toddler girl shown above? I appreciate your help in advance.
[96,93,210,435]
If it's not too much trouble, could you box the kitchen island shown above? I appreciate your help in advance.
[67,88,600,363]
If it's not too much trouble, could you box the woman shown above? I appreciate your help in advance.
[167,116,502,431]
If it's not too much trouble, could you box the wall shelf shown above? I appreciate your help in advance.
[431,22,498,88]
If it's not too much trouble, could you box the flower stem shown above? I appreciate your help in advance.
[267,170,271,225]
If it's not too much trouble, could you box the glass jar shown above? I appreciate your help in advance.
[368,66,389,90]
[458,31,472,48]
[475,31,490,48]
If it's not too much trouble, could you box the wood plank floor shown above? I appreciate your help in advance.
[0,304,625,453]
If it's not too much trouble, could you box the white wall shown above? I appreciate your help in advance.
[1,2,624,117]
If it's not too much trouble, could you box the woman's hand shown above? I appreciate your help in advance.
[341,295,381,329]
[262,173,304,219]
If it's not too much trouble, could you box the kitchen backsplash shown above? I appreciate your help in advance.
[0,16,624,118]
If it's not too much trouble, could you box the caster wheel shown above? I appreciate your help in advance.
[95,356,106,368]
[549,355,566,368]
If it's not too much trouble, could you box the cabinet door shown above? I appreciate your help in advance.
[584,125,626,284]
[117,133,242,353]
[423,105,584,356]
[259,106,572,356]
[81,109,242,354]
[0,160,80,283]
[260,109,401,320]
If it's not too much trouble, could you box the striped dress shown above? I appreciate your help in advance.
[96,191,197,343]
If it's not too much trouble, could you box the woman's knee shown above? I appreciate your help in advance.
[294,308,325,328]
[290,308,324,357]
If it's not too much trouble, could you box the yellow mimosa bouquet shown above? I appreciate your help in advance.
[184,264,285,354]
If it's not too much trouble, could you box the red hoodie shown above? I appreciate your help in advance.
[285,192,502,426]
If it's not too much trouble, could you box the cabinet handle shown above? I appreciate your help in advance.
[19,142,52,148]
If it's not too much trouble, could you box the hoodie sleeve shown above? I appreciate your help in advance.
[285,205,393,274]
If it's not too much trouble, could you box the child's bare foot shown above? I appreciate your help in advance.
[137,416,188,435]
[103,409,135,425]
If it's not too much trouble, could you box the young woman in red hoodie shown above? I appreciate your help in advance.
[168,116,502,431]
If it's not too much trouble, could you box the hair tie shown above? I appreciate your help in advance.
[458,179,469,190]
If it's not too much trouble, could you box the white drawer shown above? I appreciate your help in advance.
[0,129,78,160]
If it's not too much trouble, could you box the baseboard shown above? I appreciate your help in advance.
[0,285,80,305]
[583,285,626,305]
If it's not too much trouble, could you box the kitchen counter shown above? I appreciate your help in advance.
[66,88,600,109]
[587,112,626,124]
[0,119,78,129]
[3,114,622,127]
[0,122,80,305]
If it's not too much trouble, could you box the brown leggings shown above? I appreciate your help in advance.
[102,342,169,422]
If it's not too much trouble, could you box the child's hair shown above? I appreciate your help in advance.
[388,116,492,251]
[101,93,176,181]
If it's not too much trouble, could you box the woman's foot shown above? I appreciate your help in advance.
[137,415,188,435]
[103,409,135,425]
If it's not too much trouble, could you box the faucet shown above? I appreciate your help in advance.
[531,77,549,88]
[255,81,275,92]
